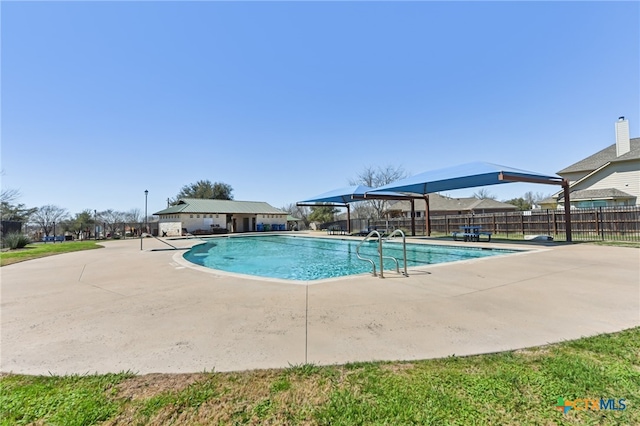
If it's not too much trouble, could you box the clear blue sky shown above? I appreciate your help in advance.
[2,1,638,216]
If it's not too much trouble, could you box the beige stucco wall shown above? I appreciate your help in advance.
[158,212,289,234]
[180,214,227,233]
[158,220,182,237]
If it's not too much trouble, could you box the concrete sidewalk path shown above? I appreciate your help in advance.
[1,236,638,375]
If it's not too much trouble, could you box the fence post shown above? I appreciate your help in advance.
[546,210,551,235]
[520,213,525,237]
[505,211,509,237]
[599,206,604,240]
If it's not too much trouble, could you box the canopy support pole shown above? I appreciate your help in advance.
[563,181,572,242]
[498,172,572,242]
[347,204,351,233]
[424,195,431,236]
[410,199,416,236]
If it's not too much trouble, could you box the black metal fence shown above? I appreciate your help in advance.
[324,206,640,241]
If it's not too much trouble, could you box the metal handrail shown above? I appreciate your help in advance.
[380,246,400,276]
[384,229,408,276]
[355,229,409,278]
[355,230,383,277]
[151,234,179,249]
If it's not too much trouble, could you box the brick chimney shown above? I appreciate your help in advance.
[615,116,630,157]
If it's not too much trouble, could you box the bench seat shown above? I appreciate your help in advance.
[327,228,349,235]
[452,231,492,242]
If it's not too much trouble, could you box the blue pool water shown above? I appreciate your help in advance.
[183,235,519,281]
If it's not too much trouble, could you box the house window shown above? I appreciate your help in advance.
[576,200,608,208]
[416,212,421,217]
[190,215,193,218]
[216,214,219,218]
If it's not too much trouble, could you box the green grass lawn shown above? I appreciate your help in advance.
[0,241,104,266]
[2,327,638,425]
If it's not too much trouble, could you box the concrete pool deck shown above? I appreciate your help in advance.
[1,234,638,375]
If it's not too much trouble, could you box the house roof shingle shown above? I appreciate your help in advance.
[557,188,635,201]
[558,137,640,174]
[154,199,285,215]
[388,193,517,212]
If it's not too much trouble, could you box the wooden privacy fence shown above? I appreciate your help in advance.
[359,206,640,241]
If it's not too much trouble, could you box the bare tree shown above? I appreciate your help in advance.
[98,209,125,237]
[349,164,409,219]
[351,202,377,220]
[523,191,550,208]
[472,188,497,200]
[0,170,33,221]
[124,208,142,235]
[31,205,69,237]
[0,169,20,204]
[281,203,310,229]
[0,188,20,205]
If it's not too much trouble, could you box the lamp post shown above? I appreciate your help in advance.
[145,189,149,235]
[94,210,97,240]
[141,189,148,250]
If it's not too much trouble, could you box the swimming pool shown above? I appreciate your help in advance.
[182,235,519,281]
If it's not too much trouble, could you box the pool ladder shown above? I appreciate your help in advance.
[355,229,408,278]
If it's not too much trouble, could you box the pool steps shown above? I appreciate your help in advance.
[355,229,409,278]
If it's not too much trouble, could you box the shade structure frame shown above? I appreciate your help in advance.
[367,162,572,241]
[297,186,423,235]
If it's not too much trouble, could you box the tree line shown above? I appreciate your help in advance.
[0,179,235,240]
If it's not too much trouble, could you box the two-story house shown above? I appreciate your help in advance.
[541,117,639,209]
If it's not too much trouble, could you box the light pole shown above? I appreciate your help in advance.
[141,189,148,250]
[145,189,149,235]
[94,210,97,240]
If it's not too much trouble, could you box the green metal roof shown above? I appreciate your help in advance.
[154,199,285,215]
